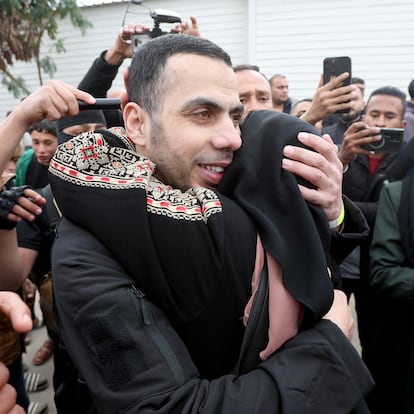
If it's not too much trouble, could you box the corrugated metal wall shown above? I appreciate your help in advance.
[1,0,414,120]
[253,0,414,100]
[0,0,247,119]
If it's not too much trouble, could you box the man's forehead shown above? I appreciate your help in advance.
[367,94,403,112]
[237,70,270,86]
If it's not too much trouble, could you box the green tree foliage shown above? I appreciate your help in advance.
[0,0,92,97]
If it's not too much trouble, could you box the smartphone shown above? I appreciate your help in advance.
[78,98,121,110]
[362,128,404,153]
[323,56,352,113]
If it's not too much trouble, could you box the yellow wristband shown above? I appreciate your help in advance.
[328,204,345,229]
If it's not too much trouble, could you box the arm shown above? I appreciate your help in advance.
[0,187,45,290]
[0,81,94,173]
[52,218,373,414]
[370,181,414,303]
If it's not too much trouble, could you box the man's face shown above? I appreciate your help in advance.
[235,70,272,119]
[126,54,244,191]
[363,94,405,128]
[270,77,289,105]
[31,130,58,166]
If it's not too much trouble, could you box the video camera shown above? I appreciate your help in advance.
[131,8,182,53]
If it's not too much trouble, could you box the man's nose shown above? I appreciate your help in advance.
[214,119,242,150]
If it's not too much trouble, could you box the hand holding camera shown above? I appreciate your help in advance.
[339,121,404,166]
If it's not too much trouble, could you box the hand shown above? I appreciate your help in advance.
[338,121,382,165]
[0,292,33,333]
[0,362,25,414]
[323,289,354,340]
[107,23,152,64]
[10,81,95,128]
[172,16,201,37]
[0,292,31,414]
[282,132,343,222]
[301,73,357,125]
[0,187,45,224]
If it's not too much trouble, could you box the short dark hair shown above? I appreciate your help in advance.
[233,64,260,73]
[269,74,286,84]
[408,79,414,99]
[351,77,365,96]
[128,34,232,114]
[367,86,407,117]
[27,119,57,136]
[233,64,269,82]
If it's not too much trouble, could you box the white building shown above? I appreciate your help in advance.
[1,0,414,119]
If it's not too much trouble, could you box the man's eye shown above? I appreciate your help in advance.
[194,111,211,119]
[231,113,242,126]
[239,97,248,104]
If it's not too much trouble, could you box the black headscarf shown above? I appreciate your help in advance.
[56,110,107,144]
[218,110,334,327]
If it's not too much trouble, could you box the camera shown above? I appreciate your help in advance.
[362,128,404,153]
[131,8,181,53]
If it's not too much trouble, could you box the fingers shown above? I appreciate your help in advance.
[340,123,382,163]
[0,363,25,414]
[8,189,45,223]
[323,290,354,340]
[0,292,33,333]
[282,132,343,218]
[18,81,95,125]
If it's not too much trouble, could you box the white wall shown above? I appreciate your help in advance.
[253,0,414,101]
[1,0,414,120]
[0,0,247,119]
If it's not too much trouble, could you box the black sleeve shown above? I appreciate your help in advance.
[77,51,120,97]
[52,218,374,414]
[330,195,370,264]
[77,51,124,128]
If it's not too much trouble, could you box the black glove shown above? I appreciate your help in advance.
[0,185,31,230]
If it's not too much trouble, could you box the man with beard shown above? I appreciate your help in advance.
[48,34,373,413]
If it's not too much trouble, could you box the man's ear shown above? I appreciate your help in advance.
[123,102,149,147]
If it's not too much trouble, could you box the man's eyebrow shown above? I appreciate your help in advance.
[181,98,244,115]
[181,97,222,112]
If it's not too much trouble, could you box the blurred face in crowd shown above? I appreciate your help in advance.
[31,130,58,166]
[363,94,405,129]
[339,86,365,123]
[124,54,244,191]
[62,122,106,138]
[236,69,272,119]
[291,100,323,132]
[270,76,289,105]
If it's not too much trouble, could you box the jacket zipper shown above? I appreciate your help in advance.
[129,285,186,384]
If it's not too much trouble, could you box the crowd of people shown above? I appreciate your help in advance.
[1,14,414,414]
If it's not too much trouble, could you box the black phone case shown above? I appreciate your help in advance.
[323,56,352,113]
